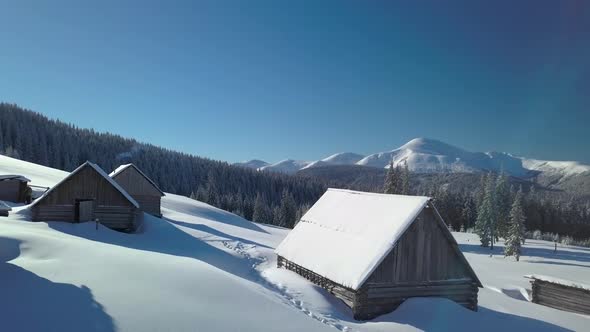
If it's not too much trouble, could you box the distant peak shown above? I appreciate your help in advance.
[398,137,466,155]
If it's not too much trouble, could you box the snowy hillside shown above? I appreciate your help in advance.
[1,154,589,331]
[302,152,365,170]
[234,159,270,170]
[522,158,590,177]
[259,159,311,174]
[243,138,590,180]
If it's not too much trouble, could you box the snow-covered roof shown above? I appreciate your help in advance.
[0,174,31,182]
[525,274,590,291]
[275,188,431,290]
[109,163,165,196]
[31,161,139,208]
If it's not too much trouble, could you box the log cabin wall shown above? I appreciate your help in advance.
[366,208,472,284]
[530,279,590,315]
[0,179,27,203]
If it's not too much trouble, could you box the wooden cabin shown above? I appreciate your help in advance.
[31,161,141,232]
[0,175,31,203]
[527,275,590,315]
[109,164,165,217]
[275,188,482,320]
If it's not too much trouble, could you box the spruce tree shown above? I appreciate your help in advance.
[278,190,297,228]
[461,196,475,230]
[401,162,410,195]
[495,171,511,239]
[384,161,399,194]
[504,187,526,261]
[475,173,496,248]
[253,193,272,224]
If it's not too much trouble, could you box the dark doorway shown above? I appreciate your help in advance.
[75,199,94,222]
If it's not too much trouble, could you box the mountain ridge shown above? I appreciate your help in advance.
[235,138,590,181]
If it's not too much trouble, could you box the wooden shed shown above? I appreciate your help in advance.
[0,175,31,203]
[275,188,482,320]
[527,275,590,315]
[109,164,165,217]
[31,161,141,232]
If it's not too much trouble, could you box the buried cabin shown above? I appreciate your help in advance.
[0,175,31,203]
[275,188,482,320]
[527,275,590,315]
[109,164,165,217]
[31,161,140,232]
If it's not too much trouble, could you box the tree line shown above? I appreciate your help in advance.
[0,103,325,227]
[384,163,590,242]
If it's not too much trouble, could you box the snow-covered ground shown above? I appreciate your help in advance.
[1,155,589,331]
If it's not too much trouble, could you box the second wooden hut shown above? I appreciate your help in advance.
[109,164,165,217]
[275,188,482,320]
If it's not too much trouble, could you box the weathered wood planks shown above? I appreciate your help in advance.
[530,278,590,315]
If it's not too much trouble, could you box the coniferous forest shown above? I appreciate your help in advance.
[0,103,326,227]
[1,103,589,241]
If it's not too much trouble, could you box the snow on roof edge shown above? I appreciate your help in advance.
[325,188,430,200]
[0,174,31,182]
[31,161,139,208]
[108,164,132,177]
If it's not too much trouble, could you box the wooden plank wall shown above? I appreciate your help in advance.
[112,167,162,216]
[354,280,478,320]
[531,279,590,315]
[366,208,471,284]
[112,167,162,197]
[131,195,161,217]
[0,180,23,202]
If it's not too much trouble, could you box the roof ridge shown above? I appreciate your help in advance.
[327,188,430,199]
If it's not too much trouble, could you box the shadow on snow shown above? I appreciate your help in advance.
[47,215,264,285]
[161,198,269,234]
[0,237,117,332]
[166,219,273,250]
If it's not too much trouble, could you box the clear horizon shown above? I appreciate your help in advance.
[2,1,589,164]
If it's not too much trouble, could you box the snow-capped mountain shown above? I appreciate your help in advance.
[301,152,365,170]
[258,159,312,174]
[240,138,590,178]
[357,138,534,177]
[234,159,269,170]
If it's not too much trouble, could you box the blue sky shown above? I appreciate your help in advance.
[1,1,589,163]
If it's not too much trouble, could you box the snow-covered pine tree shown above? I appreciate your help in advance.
[461,196,475,231]
[504,187,526,261]
[278,190,297,228]
[475,174,486,209]
[401,162,410,195]
[384,161,399,194]
[475,173,496,248]
[495,171,511,240]
[253,193,272,224]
